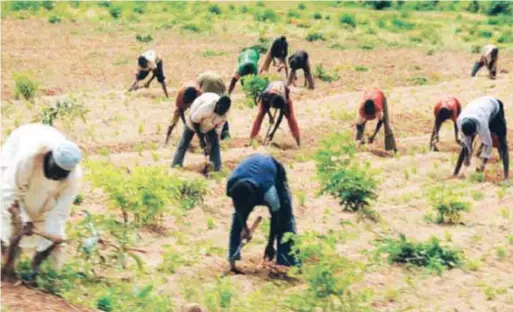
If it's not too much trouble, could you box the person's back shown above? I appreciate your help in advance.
[227,154,277,196]
[196,72,226,96]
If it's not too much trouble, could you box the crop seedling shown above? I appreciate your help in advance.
[40,96,89,127]
[339,13,357,28]
[305,31,325,42]
[241,74,269,108]
[14,72,38,100]
[376,234,463,274]
[314,64,340,82]
[427,185,471,224]
[135,34,153,43]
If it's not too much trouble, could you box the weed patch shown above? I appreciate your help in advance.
[426,185,471,224]
[13,72,38,100]
[40,96,89,127]
[241,74,269,108]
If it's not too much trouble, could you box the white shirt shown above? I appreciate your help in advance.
[140,49,160,70]
[1,124,82,254]
[186,93,228,134]
[457,96,500,159]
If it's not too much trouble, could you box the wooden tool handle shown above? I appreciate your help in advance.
[32,230,65,244]
[249,216,263,234]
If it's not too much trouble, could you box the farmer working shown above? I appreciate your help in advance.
[250,81,300,146]
[227,154,299,274]
[228,47,260,95]
[286,49,314,89]
[129,49,169,98]
[471,44,499,80]
[260,36,289,78]
[1,124,82,282]
[171,93,231,172]
[454,96,509,183]
[355,88,397,152]
[430,97,462,151]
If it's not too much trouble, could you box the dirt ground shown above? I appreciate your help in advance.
[2,14,513,312]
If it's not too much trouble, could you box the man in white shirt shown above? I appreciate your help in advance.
[171,93,231,171]
[471,44,499,80]
[128,49,169,98]
[1,124,82,282]
[454,96,509,183]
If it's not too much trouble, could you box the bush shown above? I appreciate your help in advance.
[48,15,61,24]
[315,132,379,220]
[365,0,392,10]
[486,1,511,16]
[287,9,301,18]
[10,1,41,12]
[241,75,269,108]
[305,31,325,42]
[42,1,55,10]
[181,23,203,33]
[254,8,277,22]
[339,13,356,28]
[109,7,121,19]
[312,12,322,20]
[427,185,471,224]
[13,72,38,100]
[298,3,306,10]
[498,29,513,43]
[391,17,415,30]
[204,278,235,311]
[314,64,340,82]
[376,234,463,274]
[478,30,493,38]
[133,4,145,14]
[208,4,222,15]
[40,97,89,127]
[135,34,153,43]
[98,1,111,8]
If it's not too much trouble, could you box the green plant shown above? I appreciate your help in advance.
[478,30,493,38]
[354,65,369,72]
[241,74,269,108]
[157,246,186,274]
[48,15,61,24]
[312,12,322,19]
[298,3,306,10]
[486,1,511,16]
[339,13,356,28]
[468,172,485,183]
[287,9,300,18]
[498,29,513,43]
[74,194,84,205]
[305,31,325,42]
[410,76,428,85]
[359,43,375,50]
[201,49,227,57]
[204,278,235,312]
[109,6,121,19]
[496,246,507,261]
[40,97,89,126]
[427,185,471,224]
[254,8,277,22]
[13,72,38,100]
[208,4,222,15]
[314,64,340,82]
[365,0,392,10]
[376,234,463,274]
[135,34,153,43]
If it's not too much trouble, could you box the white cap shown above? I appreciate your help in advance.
[53,140,81,171]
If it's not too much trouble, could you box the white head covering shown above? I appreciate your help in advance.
[52,140,81,171]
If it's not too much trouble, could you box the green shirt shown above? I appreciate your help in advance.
[236,48,260,77]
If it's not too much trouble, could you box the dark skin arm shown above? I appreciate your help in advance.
[228,77,238,95]
[160,81,169,98]
[144,73,156,88]
[356,123,366,142]
[454,135,475,176]
[128,80,139,92]
[264,211,278,262]
[1,221,33,282]
[267,109,284,144]
[368,119,384,143]
[192,122,207,152]
[429,117,444,151]
[454,122,461,145]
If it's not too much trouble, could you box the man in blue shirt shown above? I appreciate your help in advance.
[226,154,299,273]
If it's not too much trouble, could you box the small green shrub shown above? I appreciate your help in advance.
[312,12,322,20]
[376,234,463,274]
[339,13,356,28]
[498,29,513,43]
[254,8,277,22]
[201,49,227,57]
[354,65,369,72]
[478,30,493,38]
[410,76,428,85]
[109,7,121,19]
[48,15,61,24]
[133,4,145,14]
[73,194,84,205]
[208,4,222,15]
[204,278,235,311]
[42,1,55,10]
[181,22,207,33]
[241,75,269,108]
[390,17,415,30]
[13,72,38,100]
[486,1,511,16]
[427,185,471,224]
[40,97,89,126]
[135,34,153,43]
[314,64,340,82]
[359,43,375,50]
[305,31,325,42]
[298,3,306,10]
[157,246,186,274]
[98,1,111,8]
[365,0,392,10]
[287,9,301,18]
[10,1,41,12]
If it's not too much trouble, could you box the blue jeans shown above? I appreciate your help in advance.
[228,181,298,266]
[171,127,222,171]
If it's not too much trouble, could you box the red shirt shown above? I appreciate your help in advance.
[359,88,385,121]
[433,97,461,122]
[175,81,201,110]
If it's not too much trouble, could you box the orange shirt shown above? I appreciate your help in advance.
[359,88,385,121]
[175,81,200,110]
[433,97,461,122]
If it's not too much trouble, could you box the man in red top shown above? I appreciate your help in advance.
[429,97,462,151]
[164,81,201,145]
[250,81,300,146]
[355,88,397,152]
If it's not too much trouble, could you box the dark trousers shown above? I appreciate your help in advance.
[171,127,221,171]
[228,179,298,266]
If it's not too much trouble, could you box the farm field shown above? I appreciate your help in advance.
[1,1,513,312]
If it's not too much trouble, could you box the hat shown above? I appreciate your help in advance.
[53,140,81,171]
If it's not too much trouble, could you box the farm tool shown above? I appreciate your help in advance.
[229,216,263,273]
[263,108,279,146]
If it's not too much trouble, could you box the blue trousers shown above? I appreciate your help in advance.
[228,179,298,266]
[171,127,221,171]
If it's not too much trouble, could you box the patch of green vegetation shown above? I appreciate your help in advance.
[135,34,153,43]
[13,72,38,100]
[339,13,357,28]
[314,64,340,82]
[426,185,471,224]
[305,31,326,42]
[208,4,222,15]
[409,76,429,85]
[376,234,463,274]
[40,96,89,127]
[354,65,369,72]
[200,49,228,57]
[48,14,61,24]
[312,12,322,20]
[254,8,277,23]
[241,74,269,108]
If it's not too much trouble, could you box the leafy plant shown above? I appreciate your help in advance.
[48,15,61,24]
[208,4,222,15]
[486,1,511,16]
[135,34,153,43]
[314,64,340,82]
[298,3,306,10]
[201,49,227,57]
[312,12,322,20]
[254,8,277,22]
[365,0,392,10]
[241,74,269,108]
[109,6,121,19]
[204,278,235,312]
[376,234,463,274]
[427,185,471,224]
[157,246,187,274]
[13,72,38,100]
[305,31,325,42]
[40,97,89,126]
[339,13,357,28]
